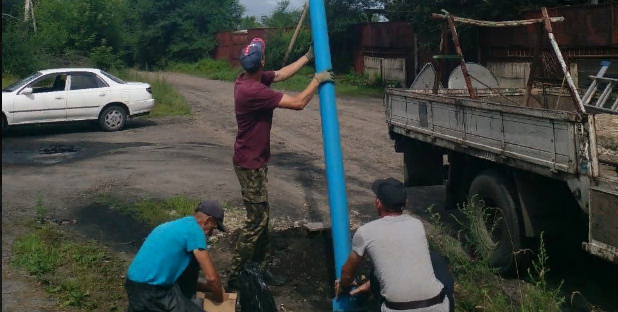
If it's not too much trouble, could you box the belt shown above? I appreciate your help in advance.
[385,288,446,310]
[125,279,173,291]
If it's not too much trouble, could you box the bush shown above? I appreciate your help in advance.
[89,40,123,71]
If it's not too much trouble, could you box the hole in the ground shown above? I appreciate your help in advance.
[38,145,81,155]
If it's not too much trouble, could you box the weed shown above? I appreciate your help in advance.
[34,195,48,222]
[425,198,567,312]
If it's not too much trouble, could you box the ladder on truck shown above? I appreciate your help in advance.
[582,61,618,115]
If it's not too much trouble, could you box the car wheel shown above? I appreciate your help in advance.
[99,105,127,132]
[467,170,528,276]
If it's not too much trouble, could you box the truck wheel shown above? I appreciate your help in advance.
[99,105,127,132]
[468,170,525,275]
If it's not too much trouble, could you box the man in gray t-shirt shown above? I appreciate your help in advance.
[335,177,451,312]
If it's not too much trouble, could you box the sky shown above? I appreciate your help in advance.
[240,0,306,18]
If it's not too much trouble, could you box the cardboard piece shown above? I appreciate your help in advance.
[196,292,237,312]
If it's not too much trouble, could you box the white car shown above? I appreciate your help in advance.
[2,68,155,132]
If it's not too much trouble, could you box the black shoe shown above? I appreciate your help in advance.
[262,268,286,286]
[227,276,240,290]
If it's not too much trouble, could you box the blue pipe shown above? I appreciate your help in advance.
[307,1,365,311]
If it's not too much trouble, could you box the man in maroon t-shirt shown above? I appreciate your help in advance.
[228,38,333,289]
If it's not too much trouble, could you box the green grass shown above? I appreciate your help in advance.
[112,69,192,118]
[426,198,566,312]
[12,224,127,310]
[118,196,201,226]
[167,58,385,98]
[94,194,236,227]
[2,75,18,88]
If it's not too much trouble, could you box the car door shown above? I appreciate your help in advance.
[12,74,68,124]
[66,73,111,120]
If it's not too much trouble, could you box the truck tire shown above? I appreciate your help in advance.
[99,105,127,132]
[468,170,525,275]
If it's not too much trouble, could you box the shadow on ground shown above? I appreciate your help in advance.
[2,118,157,138]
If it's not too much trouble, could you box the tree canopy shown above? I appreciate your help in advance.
[3,0,605,77]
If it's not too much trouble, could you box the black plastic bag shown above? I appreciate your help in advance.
[238,262,278,312]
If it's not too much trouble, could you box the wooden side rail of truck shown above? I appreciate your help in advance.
[384,9,618,273]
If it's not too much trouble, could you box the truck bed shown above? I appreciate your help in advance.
[385,88,584,179]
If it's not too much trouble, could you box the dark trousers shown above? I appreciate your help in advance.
[369,251,454,312]
[126,256,203,312]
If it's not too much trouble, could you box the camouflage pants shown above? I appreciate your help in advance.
[230,164,271,276]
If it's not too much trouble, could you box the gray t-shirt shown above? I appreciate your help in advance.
[352,215,449,312]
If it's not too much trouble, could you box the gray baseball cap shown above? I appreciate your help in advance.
[196,200,226,232]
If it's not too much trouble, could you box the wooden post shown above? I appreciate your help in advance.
[282,3,309,67]
[446,14,477,99]
[540,7,585,114]
[524,23,544,107]
[433,23,448,94]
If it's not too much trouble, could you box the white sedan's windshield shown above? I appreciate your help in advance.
[2,72,43,92]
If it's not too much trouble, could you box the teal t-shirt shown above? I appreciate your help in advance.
[127,216,210,286]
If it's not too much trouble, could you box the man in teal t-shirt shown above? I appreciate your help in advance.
[125,200,227,312]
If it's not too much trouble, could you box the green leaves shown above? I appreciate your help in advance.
[130,0,244,67]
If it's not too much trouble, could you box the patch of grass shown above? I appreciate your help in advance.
[112,69,192,118]
[2,75,18,88]
[96,195,234,227]
[168,59,243,82]
[12,223,127,310]
[426,197,566,312]
[125,196,201,226]
[167,58,385,98]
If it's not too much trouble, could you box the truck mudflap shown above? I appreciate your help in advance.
[584,184,618,264]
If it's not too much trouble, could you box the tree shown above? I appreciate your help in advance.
[260,1,302,28]
[130,0,244,67]
[239,16,262,30]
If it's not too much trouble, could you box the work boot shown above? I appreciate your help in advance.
[262,268,286,286]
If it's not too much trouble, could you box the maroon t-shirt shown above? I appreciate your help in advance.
[233,71,284,169]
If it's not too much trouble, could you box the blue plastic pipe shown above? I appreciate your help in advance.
[307,1,364,311]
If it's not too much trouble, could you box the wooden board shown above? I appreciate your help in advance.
[196,292,237,312]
